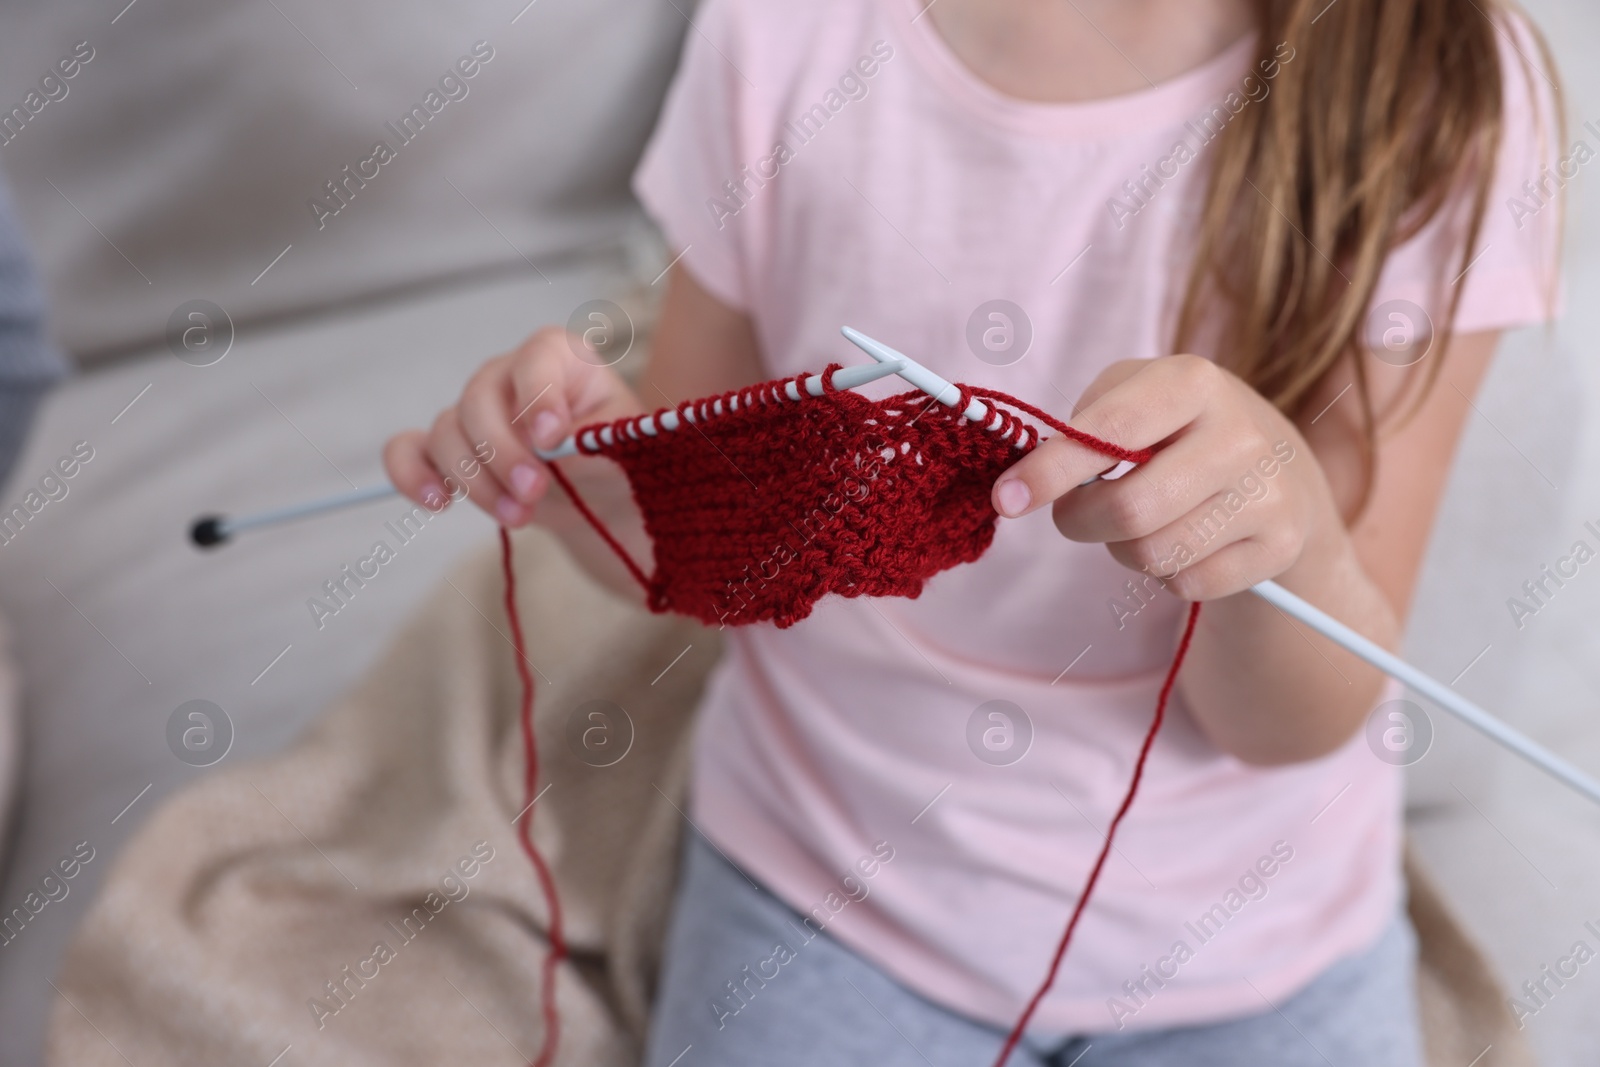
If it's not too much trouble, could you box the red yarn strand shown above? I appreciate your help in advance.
[989,601,1203,1067]
[545,461,653,594]
[500,527,568,1067]
[966,385,1155,466]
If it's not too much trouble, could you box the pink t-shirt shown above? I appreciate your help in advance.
[632,0,1559,1033]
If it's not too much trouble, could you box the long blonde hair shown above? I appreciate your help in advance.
[1176,0,1561,516]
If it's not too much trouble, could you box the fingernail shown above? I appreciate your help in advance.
[422,484,448,510]
[532,411,562,448]
[510,464,540,501]
[996,479,1031,517]
[496,497,524,525]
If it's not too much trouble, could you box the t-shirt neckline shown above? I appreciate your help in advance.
[888,0,1259,140]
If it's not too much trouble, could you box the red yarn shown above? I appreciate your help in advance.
[506,368,1199,1063]
[988,600,1201,1067]
[555,366,1154,629]
[500,527,566,1067]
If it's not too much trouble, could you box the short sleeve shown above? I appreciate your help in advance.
[1371,15,1564,338]
[632,0,759,312]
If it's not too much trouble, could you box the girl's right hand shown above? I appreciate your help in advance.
[383,325,644,527]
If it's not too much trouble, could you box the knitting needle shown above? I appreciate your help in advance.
[842,326,1033,448]
[190,483,399,546]
[841,326,1600,808]
[1252,579,1600,806]
[189,358,909,548]
[576,358,906,450]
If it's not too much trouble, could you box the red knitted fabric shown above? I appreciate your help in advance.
[551,365,1152,629]
[506,366,1197,1067]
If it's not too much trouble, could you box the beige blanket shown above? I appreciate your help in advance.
[47,530,1533,1066]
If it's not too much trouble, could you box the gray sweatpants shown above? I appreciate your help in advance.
[643,833,1425,1067]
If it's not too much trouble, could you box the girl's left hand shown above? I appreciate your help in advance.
[990,354,1348,601]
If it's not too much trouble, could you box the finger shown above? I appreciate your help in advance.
[1053,426,1270,544]
[508,327,580,452]
[992,355,1219,518]
[1118,535,1288,602]
[383,430,451,510]
[1073,359,1148,412]
[457,359,552,508]
[426,409,530,526]
[1104,489,1293,598]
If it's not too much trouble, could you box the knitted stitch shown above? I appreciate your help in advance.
[509,365,1196,1067]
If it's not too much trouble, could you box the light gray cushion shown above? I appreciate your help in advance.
[0,0,690,363]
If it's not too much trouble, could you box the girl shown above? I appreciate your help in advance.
[385,0,1561,1062]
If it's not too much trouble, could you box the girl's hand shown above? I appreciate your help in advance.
[991,354,1348,601]
[383,326,644,527]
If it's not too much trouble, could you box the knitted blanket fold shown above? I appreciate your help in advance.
[47,527,720,1067]
[45,529,1532,1067]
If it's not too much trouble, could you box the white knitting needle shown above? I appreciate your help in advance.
[190,483,399,546]
[842,326,1035,449]
[841,325,1600,808]
[190,358,908,547]
[1250,580,1600,806]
